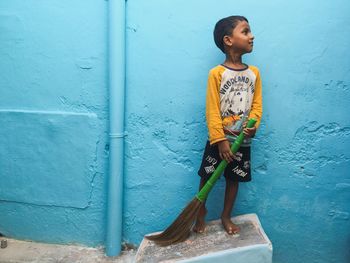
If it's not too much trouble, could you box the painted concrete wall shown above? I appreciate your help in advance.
[124,1,350,263]
[0,1,108,246]
[0,0,349,263]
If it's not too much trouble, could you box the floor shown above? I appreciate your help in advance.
[0,238,136,263]
[0,214,272,263]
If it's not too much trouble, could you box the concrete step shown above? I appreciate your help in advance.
[136,213,272,263]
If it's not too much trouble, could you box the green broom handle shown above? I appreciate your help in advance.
[196,118,257,202]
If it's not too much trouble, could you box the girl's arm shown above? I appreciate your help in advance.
[206,69,235,162]
[206,69,227,145]
[248,68,263,129]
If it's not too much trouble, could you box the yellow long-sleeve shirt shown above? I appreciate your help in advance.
[206,64,263,145]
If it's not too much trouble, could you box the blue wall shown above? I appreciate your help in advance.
[124,1,350,263]
[0,1,349,263]
[0,1,108,246]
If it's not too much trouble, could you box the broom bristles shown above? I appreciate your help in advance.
[145,198,203,246]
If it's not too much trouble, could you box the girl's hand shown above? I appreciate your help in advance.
[242,120,256,138]
[243,126,256,138]
[218,140,234,163]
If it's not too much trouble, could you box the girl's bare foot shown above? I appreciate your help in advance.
[221,216,240,235]
[193,207,207,233]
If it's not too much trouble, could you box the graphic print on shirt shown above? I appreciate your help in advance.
[219,68,257,132]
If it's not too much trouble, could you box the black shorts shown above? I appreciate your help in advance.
[198,141,251,182]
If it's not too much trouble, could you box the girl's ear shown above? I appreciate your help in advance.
[223,35,233,48]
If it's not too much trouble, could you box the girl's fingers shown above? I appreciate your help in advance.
[225,152,234,162]
[221,152,231,161]
[243,127,256,137]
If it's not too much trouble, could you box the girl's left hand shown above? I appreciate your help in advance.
[243,127,256,138]
[242,120,256,138]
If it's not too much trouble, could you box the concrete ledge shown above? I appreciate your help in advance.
[136,213,272,263]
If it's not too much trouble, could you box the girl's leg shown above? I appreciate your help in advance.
[193,177,208,233]
[221,179,240,234]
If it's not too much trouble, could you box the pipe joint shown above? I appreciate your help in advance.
[109,132,127,139]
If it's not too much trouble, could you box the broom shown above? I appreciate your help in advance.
[146,118,257,246]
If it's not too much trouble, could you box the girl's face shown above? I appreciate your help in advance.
[224,21,255,54]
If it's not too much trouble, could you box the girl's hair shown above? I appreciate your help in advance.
[213,16,248,53]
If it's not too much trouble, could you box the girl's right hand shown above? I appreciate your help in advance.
[218,140,234,163]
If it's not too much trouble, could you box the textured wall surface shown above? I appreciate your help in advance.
[0,0,349,262]
[0,1,108,246]
[124,1,350,263]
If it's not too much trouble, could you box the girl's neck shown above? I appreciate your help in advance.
[223,52,245,69]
